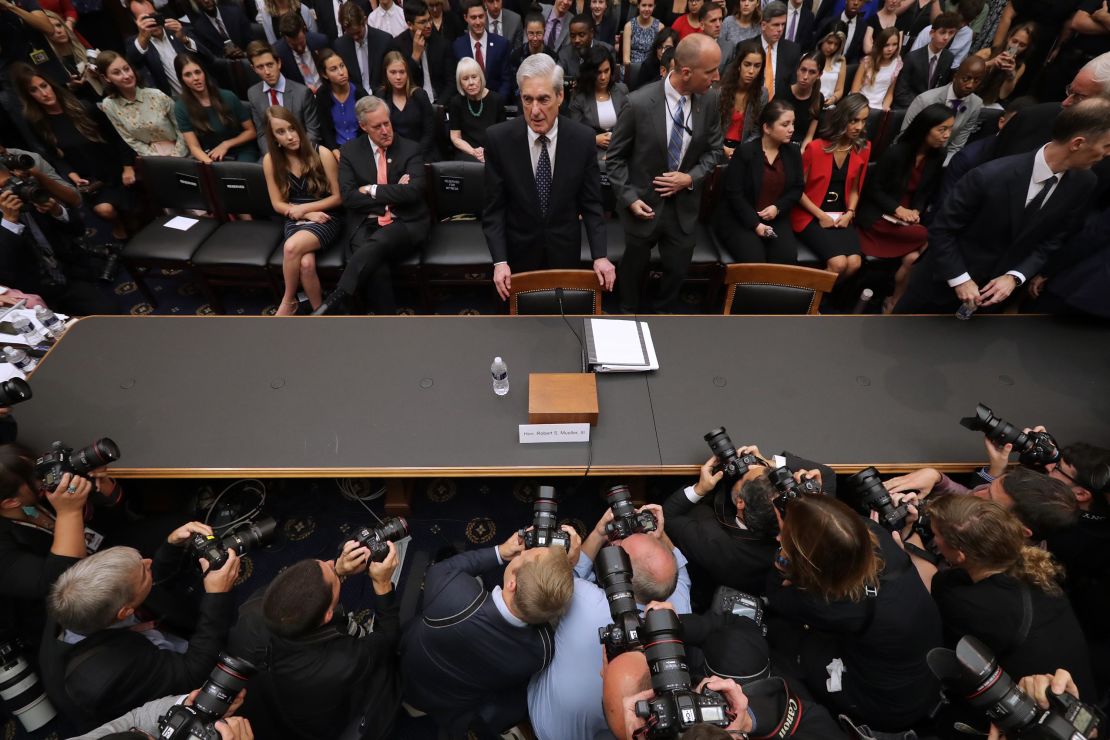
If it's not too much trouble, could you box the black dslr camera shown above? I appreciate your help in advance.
[634,608,735,738]
[67,238,123,283]
[144,11,166,24]
[710,585,767,637]
[960,403,1059,467]
[34,438,120,490]
[158,654,255,740]
[351,516,409,562]
[928,636,1103,740]
[521,486,570,551]
[704,427,761,480]
[1,176,49,208]
[0,153,34,171]
[0,378,31,407]
[190,517,277,570]
[597,546,643,659]
[603,484,657,541]
[768,466,820,516]
[848,466,915,533]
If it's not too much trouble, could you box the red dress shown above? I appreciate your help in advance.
[859,160,929,258]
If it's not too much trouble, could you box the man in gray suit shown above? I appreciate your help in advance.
[541,0,574,54]
[607,33,724,313]
[486,0,522,48]
[901,55,986,163]
[246,40,322,154]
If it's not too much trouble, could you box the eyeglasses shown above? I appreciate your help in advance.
[1065,84,1091,102]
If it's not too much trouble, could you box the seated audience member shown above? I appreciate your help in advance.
[858,103,952,312]
[187,0,253,60]
[721,0,761,48]
[227,540,401,739]
[174,52,260,163]
[257,0,317,46]
[486,0,522,47]
[928,494,1096,700]
[815,0,866,63]
[671,0,703,38]
[379,50,436,158]
[633,27,680,88]
[454,0,513,98]
[936,94,1034,205]
[568,45,629,155]
[263,106,341,315]
[589,0,615,46]
[97,51,187,157]
[13,63,134,240]
[851,26,901,112]
[314,48,369,157]
[972,21,1035,106]
[714,100,804,264]
[720,40,766,156]
[40,535,241,731]
[448,57,507,162]
[767,495,942,731]
[335,1,397,95]
[273,11,328,92]
[623,0,662,66]
[42,10,105,97]
[510,12,559,94]
[758,2,799,100]
[247,40,321,153]
[892,11,957,109]
[399,0,452,103]
[126,0,207,96]
[426,0,464,43]
[791,93,870,282]
[861,0,900,55]
[815,27,848,106]
[369,0,407,36]
[314,96,429,315]
[780,52,823,147]
[909,0,981,70]
[699,4,730,73]
[901,55,984,161]
[559,14,613,79]
[895,98,1110,315]
[400,529,576,737]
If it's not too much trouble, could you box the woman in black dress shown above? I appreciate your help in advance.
[379,51,436,159]
[12,62,134,239]
[448,57,506,163]
[779,53,825,148]
[262,106,342,315]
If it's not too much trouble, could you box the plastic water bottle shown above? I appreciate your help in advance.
[956,301,977,321]
[491,356,509,396]
[3,346,36,373]
[852,288,874,314]
[10,315,46,346]
[34,306,65,340]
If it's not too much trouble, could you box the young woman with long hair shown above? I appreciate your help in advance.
[721,0,760,46]
[852,26,902,112]
[174,52,259,163]
[719,40,766,157]
[314,48,368,158]
[670,0,703,38]
[97,50,186,158]
[622,0,663,65]
[779,52,824,147]
[42,9,104,97]
[569,45,629,153]
[973,20,1035,105]
[814,27,847,106]
[379,50,436,158]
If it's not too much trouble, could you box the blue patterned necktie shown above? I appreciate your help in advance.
[536,134,552,216]
[668,96,686,171]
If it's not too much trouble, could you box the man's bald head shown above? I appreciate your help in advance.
[671,33,721,94]
[621,534,678,603]
[603,650,650,739]
[952,55,986,98]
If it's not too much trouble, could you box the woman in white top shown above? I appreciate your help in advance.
[852,27,902,111]
[568,46,629,156]
[816,28,847,106]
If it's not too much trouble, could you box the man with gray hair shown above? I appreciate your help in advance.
[757,1,800,99]
[39,526,241,732]
[483,53,614,300]
[314,95,429,314]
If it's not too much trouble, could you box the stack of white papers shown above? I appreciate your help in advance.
[585,318,659,373]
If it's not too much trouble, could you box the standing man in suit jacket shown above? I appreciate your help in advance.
[126,0,209,95]
[454,0,513,98]
[315,96,430,314]
[274,12,330,90]
[895,99,1110,314]
[901,55,985,161]
[312,0,370,42]
[248,40,322,152]
[188,0,253,59]
[335,2,397,94]
[892,13,957,109]
[607,33,724,313]
[484,54,615,299]
[398,0,453,103]
[486,0,522,48]
[760,2,801,100]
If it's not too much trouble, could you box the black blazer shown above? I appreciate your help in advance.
[187,3,253,56]
[338,134,430,239]
[784,4,816,50]
[379,87,437,157]
[856,141,943,226]
[892,45,953,110]
[311,0,370,42]
[716,138,803,230]
[396,29,454,103]
[483,116,606,268]
[334,27,398,94]
[994,102,1061,159]
[313,82,369,150]
[768,39,802,95]
[274,31,331,86]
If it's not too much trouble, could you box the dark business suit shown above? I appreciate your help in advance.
[994,102,1061,158]
[557,38,613,79]
[817,14,865,62]
[453,32,513,98]
[334,27,397,94]
[487,8,523,48]
[397,29,454,102]
[311,0,370,41]
[336,134,429,311]
[892,45,953,109]
[764,38,802,97]
[781,3,816,50]
[188,4,253,56]
[125,33,212,95]
[274,31,331,87]
[483,116,607,271]
[714,138,804,264]
[896,151,1097,313]
[606,79,724,312]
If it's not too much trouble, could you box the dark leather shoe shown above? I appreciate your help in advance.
[311,288,352,316]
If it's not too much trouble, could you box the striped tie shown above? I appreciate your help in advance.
[667,96,686,171]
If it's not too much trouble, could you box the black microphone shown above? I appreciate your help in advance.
[556,287,587,373]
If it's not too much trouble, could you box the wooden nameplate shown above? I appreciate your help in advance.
[528,373,599,426]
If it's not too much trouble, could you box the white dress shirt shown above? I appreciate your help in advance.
[468,30,489,62]
[840,12,858,49]
[368,2,407,37]
[362,139,391,199]
[293,47,321,90]
[663,74,691,167]
[527,118,559,176]
[355,34,373,91]
[784,4,802,43]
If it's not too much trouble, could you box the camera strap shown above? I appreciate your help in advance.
[745,678,804,739]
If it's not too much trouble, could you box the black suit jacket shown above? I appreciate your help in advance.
[783,4,816,50]
[311,0,370,41]
[274,31,330,86]
[817,14,865,62]
[187,4,253,56]
[334,27,397,94]
[483,116,606,269]
[397,29,454,102]
[856,142,943,226]
[994,102,1061,159]
[768,39,802,95]
[892,45,953,109]
[716,138,803,231]
[338,134,430,242]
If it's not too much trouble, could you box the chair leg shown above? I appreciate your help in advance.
[127,265,159,309]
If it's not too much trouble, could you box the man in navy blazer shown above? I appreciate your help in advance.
[484,54,614,299]
[895,99,1110,314]
[188,0,252,58]
[273,12,330,90]
[126,0,211,95]
[453,0,512,98]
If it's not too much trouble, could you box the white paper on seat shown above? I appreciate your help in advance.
[164,216,200,231]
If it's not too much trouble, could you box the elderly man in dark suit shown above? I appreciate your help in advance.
[273,12,330,90]
[314,96,430,314]
[895,98,1110,314]
[607,33,724,313]
[126,0,210,95]
[188,0,253,59]
[484,53,614,300]
[334,1,397,93]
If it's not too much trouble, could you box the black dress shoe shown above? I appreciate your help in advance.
[311,288,352,315]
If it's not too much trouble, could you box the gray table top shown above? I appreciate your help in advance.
[13,315,1108,477]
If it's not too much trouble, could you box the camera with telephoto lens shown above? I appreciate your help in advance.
[928,636,1103,740]
[521,485,570,551]
[190,517,277,570]
[1,176,49,208]
[0,153,34,172]
[351,516,409,562]
[597,545,643,659]
[710,585,767,637]
[768,466,820,516]
[0,378,31,407]
[960,403,1059,467]
[634,608,734,738]
[34,438,120,490]
[603,484,657,541]
[704,427,762,480]
[158,654,255,740]
[848,466,913,532]
[0,638,55,732]
[67,238,123,283]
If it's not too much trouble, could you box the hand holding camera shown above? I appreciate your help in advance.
[694,455,725,496]
[168,520,215,546]
[0,189,23,223]
[44,472,92,515]
[335,539,372,577]
[960,403,1059,467]
[604,485,659,542]
[498,528,527,562]
[200,547,241,593]
[159,655,254,740]
[520,488,571,552]
[368,540,399,593]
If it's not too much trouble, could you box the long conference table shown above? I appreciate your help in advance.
[14,315,1110,513]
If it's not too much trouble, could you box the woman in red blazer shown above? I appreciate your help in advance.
[790,93,871,282]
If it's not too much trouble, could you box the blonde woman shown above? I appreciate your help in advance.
[42,9,104,96]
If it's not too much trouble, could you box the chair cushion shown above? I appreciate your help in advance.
[422,221,492,267]
[515,287,597,315]
[193,221,282,268]
[123,215,220,262]
[729,284,818,315]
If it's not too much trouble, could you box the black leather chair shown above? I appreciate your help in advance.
[509,269,604,314]
[870,108,906,159]
[191,161,283,312]
[624,62,642,90]
[122,157,220,307]
[722,263,838,314]
[421,161,492,304]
